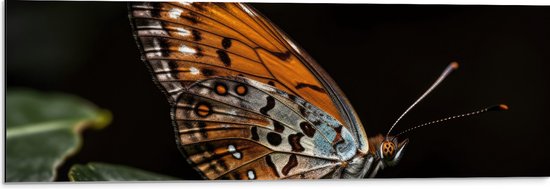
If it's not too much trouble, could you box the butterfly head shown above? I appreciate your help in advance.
[378,137,409,166]
[368,134,409,167]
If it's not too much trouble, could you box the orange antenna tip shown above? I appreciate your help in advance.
[499,104,509,110]
[450,62,459,69]
[488,104,509,111]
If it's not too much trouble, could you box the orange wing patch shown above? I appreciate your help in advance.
[131,2,346,124]
[256,49,340,122]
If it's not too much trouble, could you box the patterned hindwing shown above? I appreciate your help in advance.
[129,2,369,152]
[173,76,358,179]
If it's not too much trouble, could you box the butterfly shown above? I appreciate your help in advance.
[128,2,507,180]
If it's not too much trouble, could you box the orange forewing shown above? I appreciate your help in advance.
[131,2,346,124]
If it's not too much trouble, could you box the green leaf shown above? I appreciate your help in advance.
[68,162,179,181]
[6,89,111,182]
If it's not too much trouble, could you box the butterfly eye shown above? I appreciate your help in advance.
[381,141,396,159]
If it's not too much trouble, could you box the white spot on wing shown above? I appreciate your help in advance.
[233,152,242,159]
[178,45,196,54]
[227,145,236,153]
[168,8,183,19]
[247,170,256,180]
[176,27,191,37]
[189,67,199,75]
[178,1,191,6]
[228,144,242,159]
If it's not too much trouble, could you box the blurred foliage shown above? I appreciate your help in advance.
[68,162,179,181]
[6,89,111,182]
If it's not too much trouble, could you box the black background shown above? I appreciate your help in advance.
[6,1,550,180]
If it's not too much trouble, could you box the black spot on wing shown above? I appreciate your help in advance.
[201,68,214,76]
[288,133,305,152]
[271,51,291,61]
[282,154,298,176]
[273,120,284,133]
[267,132,282,146]
[300,122,316,138]
[181,12,199,24]
[265,155,280,177]
[191,29,202,41]
[167,61,180,79]
[288,94,298,102]
[334,125,343,133]
[222,37,232,49]
[216,50,231,67]
[182,95,196,105]
[217,159,229,171]
[148,2,162,17]
[299,106,307,117]
[312,120,322,125]
[259,96,275,116]
[157,38,172,57]
[167,60,179,70]
[331,125,344,146]
[195,46,204,57]
[197,121,207,138]
[251,126,259,141]
[233,172,242,179]
[295,82,326,93]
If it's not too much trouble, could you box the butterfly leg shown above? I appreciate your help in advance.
[367,160,384,178]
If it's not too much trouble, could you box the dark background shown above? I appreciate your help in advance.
[6,1,550,180]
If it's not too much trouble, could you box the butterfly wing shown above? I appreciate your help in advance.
[129,2,369,152]
[175,76,358,179]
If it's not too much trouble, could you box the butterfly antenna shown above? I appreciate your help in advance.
[395,104,509,137]
[385,62,459,138]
